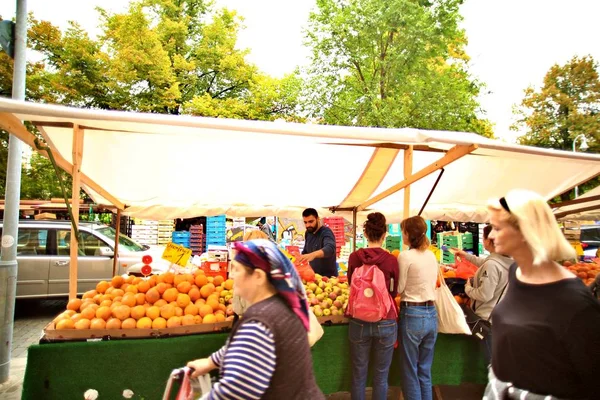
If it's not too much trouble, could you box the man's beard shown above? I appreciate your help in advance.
[306,226,315,233]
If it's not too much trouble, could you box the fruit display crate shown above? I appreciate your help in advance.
[42,320,233,342]
[385,236,401,250]
[442,251,456,264]
[438,232,473,250]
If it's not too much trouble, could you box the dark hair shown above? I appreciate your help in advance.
[363,212,387,242]
[302,208,319,218]
[259,217,266,225]
[483,224,493,240]
[401,216,430,250]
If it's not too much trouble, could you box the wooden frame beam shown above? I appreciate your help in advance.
[357,144,478,212]
[0,112,125,209]
[554,204,600,219]
[69,125,84,299]
[550,194,600,209]
[403,146,413,250]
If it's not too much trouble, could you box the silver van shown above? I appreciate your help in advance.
[0,220,170,299]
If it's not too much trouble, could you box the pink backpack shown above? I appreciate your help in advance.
[347,264,395,322]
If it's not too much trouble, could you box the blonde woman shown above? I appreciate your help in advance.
[485,190,600,399]
[397,216,438,400]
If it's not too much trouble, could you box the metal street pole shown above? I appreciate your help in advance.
[0,0,27,384]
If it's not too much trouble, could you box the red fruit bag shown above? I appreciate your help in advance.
[288,249,316,282]
[454,257,478,279]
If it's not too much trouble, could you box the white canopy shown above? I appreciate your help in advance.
[1,98,599,223]
[553,185,600,221]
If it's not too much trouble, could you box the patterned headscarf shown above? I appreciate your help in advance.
[233,239,310,331]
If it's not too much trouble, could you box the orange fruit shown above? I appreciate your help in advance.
[202,314,217,324]
[163,288,179,303]
[90,318,106,330]
[96,306,112,321]
[126,275,136,284]
[75,318,91,330]
[121,283,130,292]
[166,316,181,328]
[93,294,103,304]
[82,290,97,299]
[154,299,167,308]
[146,306,160,320]
[80,302,98,312]
[136,317,152,329]
[176,293,191,308]
[198,304,214,317]
[132,277,142,285]
[223,279,234,290]
[135,293,146,306]
[56,319,75,330]
[111,275,124,288]
[188,286,201,302]
[160,304,176,319]
[67,298,82,311]
[121,294,137,308]
[131,305,146,320]
[195,299,206,307]
[214,310,225,316]
[194,315,203,324]
[200,284,215,299]
[217,304,227,313]
[181,315,195,326]
[156,282,169,295]
[121,318,137,329]
[147,275,157,287]
[106,318,122,329]
[64,310,76,317]
[125,285,138,294]
[112,289,125,297]
[195,274,208,287]
[145,288,161,304]
[206,299,220,311]
[175,307,184,317]
[80,307,96,320]
[152,317,167,329]
[112,305,131,321]
[184,304,199,316]
[162,272,175,284]
[215,287,223,294]
[213,275,224,286]
[70,313,83,323]
[177,281,192,294]
[99,299,113,308]
[207,277,214,283]
[96,281,110,294]
[215,313,226,322]
[110,301,122,310]
[137,280,150,293]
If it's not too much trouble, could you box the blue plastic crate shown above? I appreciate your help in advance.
[207,215,226,222]
[172,231,191,239]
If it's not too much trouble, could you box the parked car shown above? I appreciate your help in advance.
[581,224,600,260]
[0,220,170,299]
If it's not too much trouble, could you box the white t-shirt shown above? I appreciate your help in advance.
[397,249,438,302]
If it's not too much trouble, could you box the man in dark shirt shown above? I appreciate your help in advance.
[298,208,338,277]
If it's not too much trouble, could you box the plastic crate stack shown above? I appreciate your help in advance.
[206,215,227,247]
[189,224,205,256]
[385,236,402,251]
[437,231,473,264]
[172,231,191,249]
[131,219,159,245]
[157,220,175,245]
[323,216,345,257]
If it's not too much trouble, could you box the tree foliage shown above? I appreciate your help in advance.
[301,0,492,135]
[513,55,600,153]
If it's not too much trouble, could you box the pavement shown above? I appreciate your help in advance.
[0,299,67,400]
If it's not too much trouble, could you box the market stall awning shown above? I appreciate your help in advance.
[1,98,600,223]
[553,185,600,221]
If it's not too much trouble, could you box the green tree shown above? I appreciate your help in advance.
[513,55,600,153]
[301,0,491,135]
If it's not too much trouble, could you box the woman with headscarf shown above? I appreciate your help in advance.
[484,190,600,399]
[187,239,325,400]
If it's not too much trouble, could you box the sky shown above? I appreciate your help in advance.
[2,0,600,142]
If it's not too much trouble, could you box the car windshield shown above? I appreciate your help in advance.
[95,226,146,252]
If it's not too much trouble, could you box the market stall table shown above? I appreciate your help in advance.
[22,325,487,399]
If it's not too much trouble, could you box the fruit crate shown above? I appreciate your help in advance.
[442,251,456,264]
[385,236,401,250]
[438,232,473,250]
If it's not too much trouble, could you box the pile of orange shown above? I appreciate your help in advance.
[563,261,600,286]
[53,270,235,330]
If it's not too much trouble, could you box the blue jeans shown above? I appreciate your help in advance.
[482,330,492,366]
[400,306,438,400]
[349,318,397,400]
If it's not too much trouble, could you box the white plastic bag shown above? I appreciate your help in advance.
[307,308,324,347]
[434,268,471,335]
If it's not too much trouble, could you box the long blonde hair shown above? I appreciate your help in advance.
[243,229,269,241]
[488,189,575,265]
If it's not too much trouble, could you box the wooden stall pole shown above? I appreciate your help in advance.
[112,208,121,277]
[69,125,84,300]
[352,207,357,252]
[403,146,413,250]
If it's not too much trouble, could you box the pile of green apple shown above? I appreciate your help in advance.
[304,274,349,317]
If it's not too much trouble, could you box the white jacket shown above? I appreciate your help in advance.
[464,253,513,320]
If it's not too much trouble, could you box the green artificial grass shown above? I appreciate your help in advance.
[22,326,486,400]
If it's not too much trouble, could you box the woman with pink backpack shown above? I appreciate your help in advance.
[346,212,399,400]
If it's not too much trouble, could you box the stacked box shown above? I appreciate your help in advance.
[157,220,175,245]
[385,235,401,251]
[130,220,159,245]
[437,231,473,263]
[323,216,345,256]
[172,231,191,248]
[206,215,227,246]
[189,224,205,256]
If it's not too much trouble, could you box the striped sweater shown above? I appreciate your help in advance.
[202,322,276,399]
